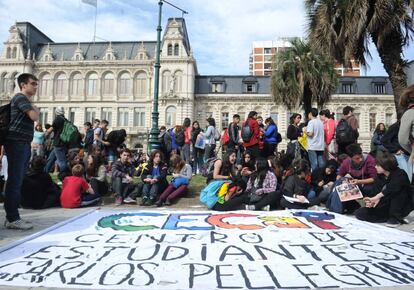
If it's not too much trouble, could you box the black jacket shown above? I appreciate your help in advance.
[381,121,404,154]
[141,161,168,189]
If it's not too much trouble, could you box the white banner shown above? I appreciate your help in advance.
[0,210,413,289]
[81,0,97,7]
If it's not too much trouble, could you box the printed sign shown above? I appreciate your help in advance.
[0,210,413,289]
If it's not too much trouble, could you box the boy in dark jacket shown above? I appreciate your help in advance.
[111,148,137,205]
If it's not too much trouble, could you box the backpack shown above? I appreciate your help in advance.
[335,119,355,144]
[0,103,11,146]
[220,128,229,145]
[241,121,253,142]
[60,119,79,144]
[276,132,282,144]
[84,129,94,146]
[200,157,219,181]
[175,129,185,146]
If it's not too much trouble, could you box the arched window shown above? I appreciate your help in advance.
[166,106,177,127]
[162,70,171,93]
[71,73,82,96]
[174,71,183,93]
[167,44,173,56]
[12,47,17,58]
[174,44,179,56]
[87,72,98,96]
[103,72,114,95]
[0,73,7,93]
[135,71,147,96]
[55,73,67,97]
[6,47,11,59]
[39,73,51,97]
[119,72,131,96]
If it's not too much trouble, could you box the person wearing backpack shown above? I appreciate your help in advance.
[204,117,219,162]
[242,111,260,159]
[45,107,68,174]
[336,106,359,156]
[83,122,94,154]
[3,73,40,230]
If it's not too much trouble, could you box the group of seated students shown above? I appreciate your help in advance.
[200,143,413,227]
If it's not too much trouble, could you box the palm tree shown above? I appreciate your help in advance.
[271,38,338,119]
[306,0,414,116]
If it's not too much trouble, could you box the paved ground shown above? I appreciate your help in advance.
[0,199,413,290]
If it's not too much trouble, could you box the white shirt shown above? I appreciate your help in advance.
[307,118,325,151]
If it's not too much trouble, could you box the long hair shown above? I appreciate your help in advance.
[183,117,191,128]
[170,154,186,173]
[374,122,386,134]
[251,157,269,188]
[265,117,275,126]
[149,149,164,166]
[221,150,236,176]
[289,113,301,124]
[86,154,105,178]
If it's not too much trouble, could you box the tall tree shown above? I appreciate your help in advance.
[306,0,414,116]
[271,38,338,119]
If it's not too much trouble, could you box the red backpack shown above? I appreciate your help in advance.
[220,128,229,145]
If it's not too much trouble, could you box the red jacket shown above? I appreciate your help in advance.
[243,118,260,148]
[324,118,336,145]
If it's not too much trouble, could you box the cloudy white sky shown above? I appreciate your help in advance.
[0,0,413,76]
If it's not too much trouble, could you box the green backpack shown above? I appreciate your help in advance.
[60,119,79,144]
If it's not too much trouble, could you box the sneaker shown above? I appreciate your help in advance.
[123,197,135,204]
[147,198,155,206]
[115,197,123,206]
[401,218,410,225]
[245,204,256,210]
[385,218,400,228]
[164,199,171,206]
[261,205,270,211]
[4,219,33,230]
[139,197,148,206]
[155,200,163,207]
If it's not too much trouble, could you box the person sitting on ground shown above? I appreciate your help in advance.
[60,164,100,208]
[245,157,279,211]
[112,148,137,205]
[355,152,414,227]
[156,154,192,207]
[239,151,255,183]
[21,156,61,209]
[140,149,168,206]
[208,150,239,184]
[311,159,338,203]
[85,153,108,196]
[280,159,320,209]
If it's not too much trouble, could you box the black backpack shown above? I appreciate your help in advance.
[175,129,185,146]
[241,121,253,142]
[0,103,11,146]
[335,119,355,144]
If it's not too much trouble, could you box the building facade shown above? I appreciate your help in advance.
[249,39,361,77]
[0,20,396,151]
[406,60,414,86]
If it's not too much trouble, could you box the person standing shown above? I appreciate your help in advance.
[181,118,192,164]
[242,111,260,159]
[319,109,336,157]
[306,108,325,171]
[4,73,39,230]
[336,106,359,156]
[227,114,241,162]
[286,113,303,161]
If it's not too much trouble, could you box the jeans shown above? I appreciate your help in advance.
[142,183,161,200]
[4,142,31,222]
[192,146,204,174]
[112,177,136,199]
[308,150,325,171]
[204,144,216,162]
[181,143,191,164]
[45,146,67,173]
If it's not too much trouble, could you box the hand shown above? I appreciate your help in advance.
[364,195,381,208]
[318,181,324,187]
[350,179,359,185]
[151,178,158,184]
[144,178,151,183]
[126,175,133,183]
[172,173,179,178]
[297,195,307,203]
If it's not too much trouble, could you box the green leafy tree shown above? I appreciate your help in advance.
[271,38,338,119]
[306,0,414,116]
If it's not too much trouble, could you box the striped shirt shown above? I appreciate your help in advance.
[6,93,34,143]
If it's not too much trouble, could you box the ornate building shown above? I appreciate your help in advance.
[0,19,396,151]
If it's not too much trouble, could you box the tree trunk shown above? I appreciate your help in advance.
[302,84,313,122]
[371,33,407,119]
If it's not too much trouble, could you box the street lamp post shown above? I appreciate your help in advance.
[148,0,188,151]
[148,0,163,151]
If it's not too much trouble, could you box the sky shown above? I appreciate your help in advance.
[0,0,413,76]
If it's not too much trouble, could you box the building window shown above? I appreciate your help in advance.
[167,44,173,56]
[244,83,256,93]
[162,71,171,94]
[212,83,223,93]
[55,73,67,96]
[341,83,354,94]
[69,108,76,123]
[166,106,177,127]
[385,112,393,126]
[336,112,344,121]
[174,71,183,93]
[85,108,97,123]
[39,73,51,97]
[6,47,11,59]
[264,48,272,54]
[264,63,272,70]
[101,108,112,124]
[270,112,278,123]
[264,55,273,62]
[369,113,376,132]
[135,72,147,96]
[39,109,48,125]
[174,44,179,56]
[134,107,146,127]
[87,73,98,96]
[119,72,132,96]
[221,112,229,129]
[71,73,82,96]
[12,47,17,58]
[374,83,386,94]
[238,111,246,120]
[0,73,7,93]
[103,73,114,95]
[118,108,129,126]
